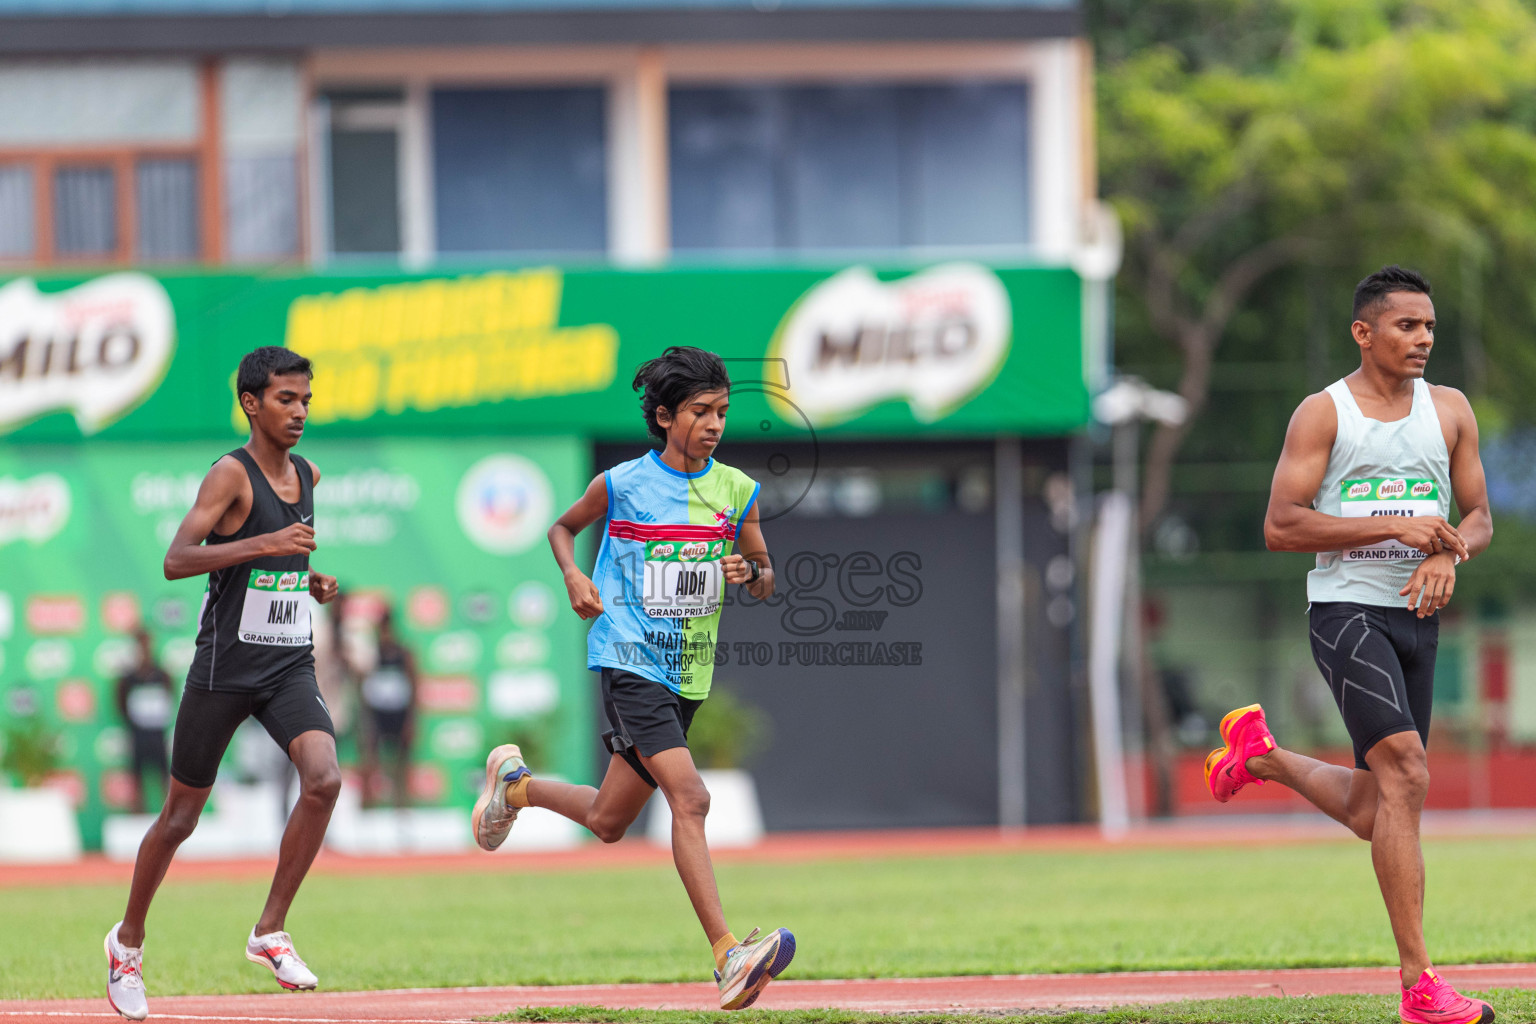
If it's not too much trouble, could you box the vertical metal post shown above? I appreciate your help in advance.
[1088,491,1132,837]
[996,436,1027,827]
[306,95,331,265]
[607,48,669,265]
[1112,422,1145,821]
[400,78,435,269]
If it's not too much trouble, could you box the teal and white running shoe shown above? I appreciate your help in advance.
[471,743,531,851]
[716,927,796,1010]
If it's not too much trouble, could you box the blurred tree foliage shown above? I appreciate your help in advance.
[1090,0,1536,603]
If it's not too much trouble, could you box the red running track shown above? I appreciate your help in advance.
[5,965,1536,1023]
[10,812,1536,891]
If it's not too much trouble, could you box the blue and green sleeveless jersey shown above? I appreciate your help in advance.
[586,451,760,699]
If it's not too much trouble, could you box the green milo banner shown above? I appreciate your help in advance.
[0,436,591,849]
[0,263,1088,443]
[0,260,1090,848]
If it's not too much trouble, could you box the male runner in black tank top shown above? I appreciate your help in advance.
[104,347,342,1021]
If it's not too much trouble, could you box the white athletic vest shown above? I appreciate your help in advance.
[1306,377,1452,606]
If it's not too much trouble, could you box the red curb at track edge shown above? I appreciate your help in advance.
[6,965,1536,1023]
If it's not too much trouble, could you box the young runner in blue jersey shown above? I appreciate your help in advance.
[471,347,795,1010]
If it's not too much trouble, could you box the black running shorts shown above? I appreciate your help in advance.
[599,667,703,789]
[1308,601,1437,770]
[170,672,336,788]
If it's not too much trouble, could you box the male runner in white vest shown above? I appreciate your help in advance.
[1204,266,1493,1024]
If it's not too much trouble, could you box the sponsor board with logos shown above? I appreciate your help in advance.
[1,264,1086,443]
[0,273,175,436]
[0,435,590,850]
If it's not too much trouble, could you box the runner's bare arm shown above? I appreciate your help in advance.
[549,474,608,619]
[309,572,339,604]
[1441,387,1492,559]
[723,503,774,599]
[1398,388,1494,617]
[1264,393,1467,558]
[164,457,318,580]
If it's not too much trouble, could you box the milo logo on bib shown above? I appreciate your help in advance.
[1339,477,1441,563]
[643,537,722,619]
[239,568,312,645]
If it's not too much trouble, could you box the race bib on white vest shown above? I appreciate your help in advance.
[1340,478,1439,563]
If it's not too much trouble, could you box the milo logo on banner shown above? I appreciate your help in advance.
[769,263,1012,426]
[1377,478,1408,499]
[0,472,71,547]
[0,274,175,435]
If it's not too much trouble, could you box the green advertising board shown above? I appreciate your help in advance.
[0,435,591,848]
[0,263,1088,443]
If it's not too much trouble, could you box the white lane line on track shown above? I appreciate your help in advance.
[0,1014,474,1022]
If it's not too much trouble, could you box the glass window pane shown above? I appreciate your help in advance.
[905,84,1030,247]
[669,88,778,251]
[226,154,299,261]
[668,83,1033,253]
[0,164,34,258]
[329,128,400,255]
[135,156,199,261]
[432,87,607,255]
[783,87,902,251]
[54,164,116,257]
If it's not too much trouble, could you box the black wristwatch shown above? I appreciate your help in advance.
[746,559,761,583]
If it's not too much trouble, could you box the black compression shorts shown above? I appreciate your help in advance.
[1309,601,1437,770]
[599,667,702,789]
[170,671,335,788]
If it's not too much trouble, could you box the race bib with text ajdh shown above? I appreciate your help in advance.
[641,538,724,619]
[239,569,312,646]
[1340,477,1439,563]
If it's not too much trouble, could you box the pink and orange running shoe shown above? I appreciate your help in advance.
[1400,968,1494,1024]
[1203,703,1276,803]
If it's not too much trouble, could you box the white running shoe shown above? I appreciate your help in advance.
[470,743,531,851]
[104,921,148,1021]
[716,926,796,1010]
[244,928,318,990]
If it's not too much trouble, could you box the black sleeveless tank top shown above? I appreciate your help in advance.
[187,448,315,691]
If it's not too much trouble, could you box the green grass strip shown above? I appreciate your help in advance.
[10,839,1536,999]
[484,990,1536,1024]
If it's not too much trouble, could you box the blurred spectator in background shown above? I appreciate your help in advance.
[114,627,173,813]
[356,608,418,808]
[312,589,356,742]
